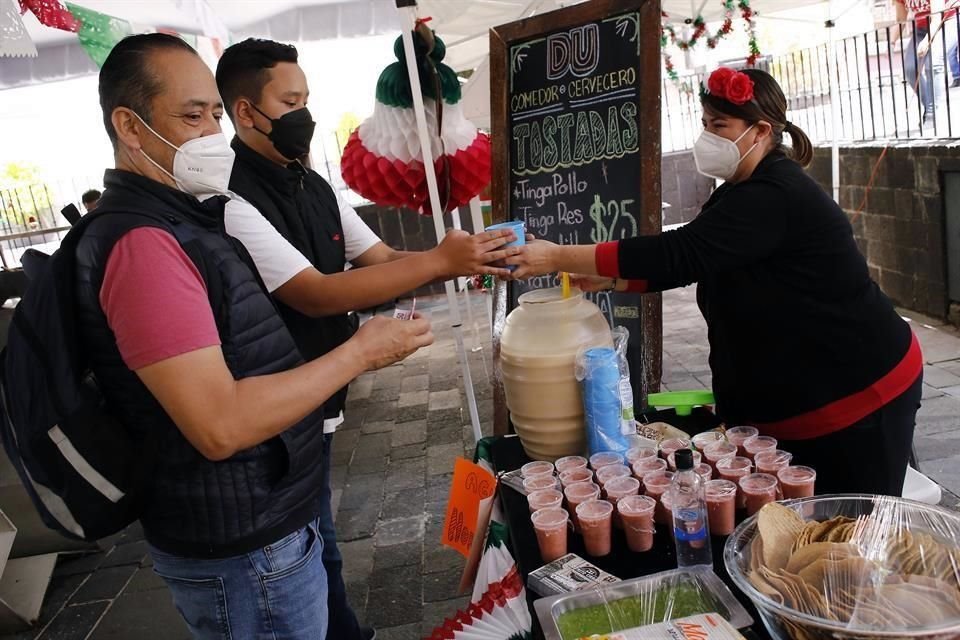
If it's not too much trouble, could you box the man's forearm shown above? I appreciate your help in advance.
[276,251,447,317]
[223,340,367,454]
[137,341,370,461]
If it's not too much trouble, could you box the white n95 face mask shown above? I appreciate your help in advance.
[693,124,757,181]
[134,113,235,201]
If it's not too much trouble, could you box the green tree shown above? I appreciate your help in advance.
[0,162,52,227]
[334,112,361,153]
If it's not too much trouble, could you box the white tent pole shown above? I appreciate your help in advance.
[827,4,840,203]
[397,1,483,444]
[450,206,483,352]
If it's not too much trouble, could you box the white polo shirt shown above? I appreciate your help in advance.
[224,190,381,433]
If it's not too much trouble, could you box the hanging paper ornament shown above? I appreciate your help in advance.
[340,22,491,216]
[64,3,132,67]
[1,0,37,57]
[18,0,78,32]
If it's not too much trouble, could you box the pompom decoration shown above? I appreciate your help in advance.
[340,24,491,216]
[700,66,755,105]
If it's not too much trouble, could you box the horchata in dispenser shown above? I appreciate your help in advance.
[499,287,613,460]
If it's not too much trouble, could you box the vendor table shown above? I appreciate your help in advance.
[490,435,772,640]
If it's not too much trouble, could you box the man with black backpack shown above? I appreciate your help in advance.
[4,33,433,639]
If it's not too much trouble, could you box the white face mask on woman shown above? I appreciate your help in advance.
[134,113,235,201]
[693,124,757,181]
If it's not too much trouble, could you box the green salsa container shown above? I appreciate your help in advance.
[534,568,753,640]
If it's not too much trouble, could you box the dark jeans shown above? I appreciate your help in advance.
[320,432,365,640]
[779,374,922,497]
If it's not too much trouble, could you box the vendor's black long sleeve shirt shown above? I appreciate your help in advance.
[595,152,919,436]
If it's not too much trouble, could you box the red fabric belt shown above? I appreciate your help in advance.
[756,332,923,440]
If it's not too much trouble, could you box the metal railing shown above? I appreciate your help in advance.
[662,11,960,152]
[0,177,93,270]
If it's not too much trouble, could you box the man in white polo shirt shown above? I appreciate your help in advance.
[217,38,512,640]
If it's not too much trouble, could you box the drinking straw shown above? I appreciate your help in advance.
[561,272,570,298]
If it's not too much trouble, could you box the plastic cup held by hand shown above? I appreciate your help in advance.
[743,435,778,460]
[739,473,779,516]
[392,297,417,320]
[527,489,563,513]
[485,221,525,270]
[705,479,738,536]
[531,508,569,563]
[564,481,600,530]
[778,465,816,499]
[726,426,759,456]
[575,499,614,557]
[754,450,793,476]
[559,468,593,488]
[523,474,559,495]
[618,494,657,552]
[521,460,555,479]
[555,455,588,475]
[625,446,657,465]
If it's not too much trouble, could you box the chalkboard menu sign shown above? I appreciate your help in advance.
[490,0,662,412]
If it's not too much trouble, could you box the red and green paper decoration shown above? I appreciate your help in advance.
[18,0,78,31]
[661,0,761,83]
[17,1,223,68]
[340,25,492,216]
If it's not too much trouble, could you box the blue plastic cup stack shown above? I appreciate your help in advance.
[581,346,629,455]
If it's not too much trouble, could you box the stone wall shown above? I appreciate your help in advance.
[661,150,715,226]
[807,143,959,320]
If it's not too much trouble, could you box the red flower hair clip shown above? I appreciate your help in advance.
[701,67,755,105]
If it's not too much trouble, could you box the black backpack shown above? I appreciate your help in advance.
[0,208,199,541]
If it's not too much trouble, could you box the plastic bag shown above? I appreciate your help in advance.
[728,496,960,639]
[534,567,753,640]
[576,327,635,456]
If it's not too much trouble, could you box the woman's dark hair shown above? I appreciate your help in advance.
[99,33,197,151]
[216,38,299,123]
[701,68,814,168]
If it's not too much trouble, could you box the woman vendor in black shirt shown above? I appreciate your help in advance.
[508,68,923,497]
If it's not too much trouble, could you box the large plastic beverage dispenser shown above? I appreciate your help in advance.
[500,287,614,460]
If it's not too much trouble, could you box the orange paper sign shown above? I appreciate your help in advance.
[442,457,497,557]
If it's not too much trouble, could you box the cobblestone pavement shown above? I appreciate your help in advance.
[4,287,960,638]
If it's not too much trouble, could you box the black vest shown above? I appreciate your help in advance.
[74,170,326,558]
[229,138,355,419]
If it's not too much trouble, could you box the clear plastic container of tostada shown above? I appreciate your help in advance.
[724,494,960,640]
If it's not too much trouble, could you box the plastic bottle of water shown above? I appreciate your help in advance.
[668,448,712,568]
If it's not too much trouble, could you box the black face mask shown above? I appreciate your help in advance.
[251,103,316,160]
